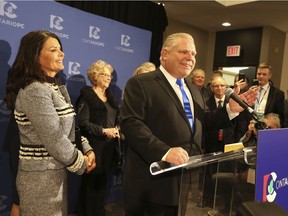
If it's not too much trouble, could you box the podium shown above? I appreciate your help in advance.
[150,147,257,216]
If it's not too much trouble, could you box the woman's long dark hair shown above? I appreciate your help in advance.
[5,30,63,110]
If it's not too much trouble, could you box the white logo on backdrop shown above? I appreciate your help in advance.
[49,14,69,39]
[82,26,104,47]
[50,15,63,30]
[121,34,130,47]
[68,62,81,75]
[0,1,24,28]
[0,100,11,117]
[115,34,133,53]
[89,26,100,40]
[0,1,17,18]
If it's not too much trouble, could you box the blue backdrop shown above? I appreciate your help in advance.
[0,0,152,214]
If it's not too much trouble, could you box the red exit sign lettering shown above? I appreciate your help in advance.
[226,45,241,57]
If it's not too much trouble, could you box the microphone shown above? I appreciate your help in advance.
[225,88,259,121]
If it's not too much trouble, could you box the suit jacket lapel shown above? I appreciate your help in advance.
[154,70,192,130]
[265,85,273,114]
[185,79,204,109]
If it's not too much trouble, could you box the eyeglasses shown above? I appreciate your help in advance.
[99,72,113,79]
[212,84,226,88]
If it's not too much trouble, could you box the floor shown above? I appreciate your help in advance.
[105,199,125,216]
[68,199,125,216]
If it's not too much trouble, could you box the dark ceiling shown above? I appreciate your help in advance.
[155,1,288,33]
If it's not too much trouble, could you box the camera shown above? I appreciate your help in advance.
[254,121,268,130]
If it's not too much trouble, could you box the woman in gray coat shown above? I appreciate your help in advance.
[5,30,96,216]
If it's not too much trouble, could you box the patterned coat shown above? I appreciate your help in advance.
[15,81,91,215]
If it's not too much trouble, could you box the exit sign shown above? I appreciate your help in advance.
[226,45,241,57]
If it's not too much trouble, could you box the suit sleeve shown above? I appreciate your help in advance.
[77,96,103,136]
[120,78,170,164]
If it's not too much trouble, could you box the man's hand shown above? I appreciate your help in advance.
[165,147,189,165]
[229,86,258,113]
[234,79,247,93]
[246,120,256,139]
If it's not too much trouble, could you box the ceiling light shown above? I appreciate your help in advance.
[222,22,231,27]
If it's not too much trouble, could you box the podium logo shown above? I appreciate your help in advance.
[89,26,100,40]
[121,34,130,47]
[68,62,81,75]
[263,172,277,202]
[0,1,17,19]
[50,15,63,31]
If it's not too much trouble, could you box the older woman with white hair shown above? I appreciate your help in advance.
[76,60,120,216]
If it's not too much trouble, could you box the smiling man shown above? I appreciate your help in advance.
[254,62,285,126]
[120,33,258,216]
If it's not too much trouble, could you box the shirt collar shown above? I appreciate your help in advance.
[160,65,179,86]
[261,83,270,91]
[214,95,225,102]
[45,75,57,84]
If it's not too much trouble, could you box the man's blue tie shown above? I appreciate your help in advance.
[176,79,194,131]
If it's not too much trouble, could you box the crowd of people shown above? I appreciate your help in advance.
[190,63,285,214]
[3,29,287,216]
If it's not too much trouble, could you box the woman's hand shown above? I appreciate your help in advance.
[102,127,120,139]
[85,150,96,173]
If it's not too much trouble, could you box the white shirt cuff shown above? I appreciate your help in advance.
[226,103,239,120]
[162,149,171,161]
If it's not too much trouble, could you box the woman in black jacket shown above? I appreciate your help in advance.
[76,60,120,216]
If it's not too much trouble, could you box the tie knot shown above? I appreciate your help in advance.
[176,79,183,87]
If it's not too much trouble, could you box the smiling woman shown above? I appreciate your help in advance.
[76,59,121,216]
[4,30,95,216]
[38,37,64,77]
[98,72,113,79]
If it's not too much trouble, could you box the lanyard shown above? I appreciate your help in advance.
[257,85,269,105]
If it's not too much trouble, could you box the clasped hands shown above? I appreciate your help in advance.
[84,150,96,173]
[103,126,120,139]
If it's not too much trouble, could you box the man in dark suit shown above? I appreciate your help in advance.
[202,76,239,207]
[204,76,237,153]
[254,63,285,127]
[191,68,211,104]
[120,33,258,216]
